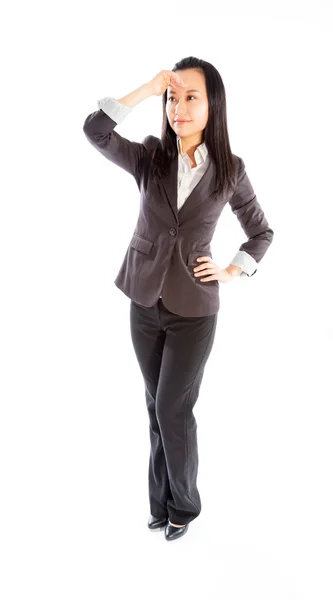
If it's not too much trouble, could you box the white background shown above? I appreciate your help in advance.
[1,1,333,598]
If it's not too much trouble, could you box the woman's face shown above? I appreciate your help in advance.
[166,68,209,142]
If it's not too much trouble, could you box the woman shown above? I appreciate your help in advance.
[83,56,274,542]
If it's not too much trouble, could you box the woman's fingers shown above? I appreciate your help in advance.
[172,74,186,87]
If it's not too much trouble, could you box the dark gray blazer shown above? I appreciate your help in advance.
[83,109,274,317]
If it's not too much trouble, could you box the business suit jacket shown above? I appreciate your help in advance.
[83,108,274,317]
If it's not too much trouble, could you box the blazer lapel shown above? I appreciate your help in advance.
[179,157,217,223]
[159,155,178,222]
[159,155,217,224]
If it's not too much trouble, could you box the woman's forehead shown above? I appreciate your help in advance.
[168,70,206,94]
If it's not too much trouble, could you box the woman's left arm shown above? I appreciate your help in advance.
[227,157,274,278]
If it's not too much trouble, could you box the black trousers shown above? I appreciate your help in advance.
[130,297,218,526]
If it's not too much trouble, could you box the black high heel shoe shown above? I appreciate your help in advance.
[147,515,168,530]
[164,521,189,541]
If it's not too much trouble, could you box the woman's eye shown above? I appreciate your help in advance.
[168,96,195,101]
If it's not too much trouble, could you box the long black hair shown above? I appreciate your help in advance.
[150,56,238,200]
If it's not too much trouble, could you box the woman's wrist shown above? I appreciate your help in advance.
[225,264,242,277]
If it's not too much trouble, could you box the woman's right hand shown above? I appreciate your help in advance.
[147,70,187,96]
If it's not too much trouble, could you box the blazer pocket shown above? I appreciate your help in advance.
[130,232,153,255]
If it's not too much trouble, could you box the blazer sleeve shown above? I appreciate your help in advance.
[82,97,151,188]
[228,157,274,277]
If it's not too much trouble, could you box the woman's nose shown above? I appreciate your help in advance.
[175,102,187,115]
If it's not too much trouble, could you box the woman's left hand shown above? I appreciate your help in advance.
[193,256,233,283]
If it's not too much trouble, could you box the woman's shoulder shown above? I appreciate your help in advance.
[142,134,161,150]
[232,153,244,165]
[231,153,246,174]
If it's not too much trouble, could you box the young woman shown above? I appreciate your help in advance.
[83,56,274,542]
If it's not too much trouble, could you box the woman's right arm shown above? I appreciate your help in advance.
[82,84,154,184]
[82,72,186,183]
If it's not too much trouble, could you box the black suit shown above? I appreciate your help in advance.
[83,107,273,524]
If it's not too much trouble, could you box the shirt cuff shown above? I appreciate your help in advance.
[229,250,258,277]
[97,96,132,124]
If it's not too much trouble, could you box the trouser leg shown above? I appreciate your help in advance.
[156,300,218,525]
[129,300,170,518]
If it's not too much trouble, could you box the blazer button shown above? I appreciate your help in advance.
[168,227,177,236]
